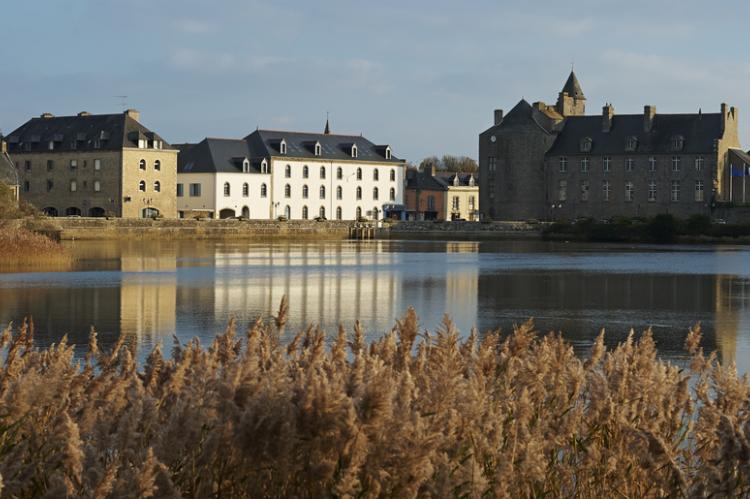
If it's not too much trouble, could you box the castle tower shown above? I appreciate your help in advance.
[555,70,586,117]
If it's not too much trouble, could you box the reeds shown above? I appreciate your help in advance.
[0,225,72,271]
[0,301,748,498]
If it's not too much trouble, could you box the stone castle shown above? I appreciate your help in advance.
[479,71,749,221]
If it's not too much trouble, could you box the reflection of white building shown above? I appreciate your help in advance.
[177,122,406,220]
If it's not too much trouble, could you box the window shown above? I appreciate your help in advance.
[285,164,291,178]
[261,183,267,198]
[695,157,704,172]
[177,183,184,197]
[336,207,342,220]
[320,206,326,218]
[580,180,589,201]
[625,136,638,152]
[302,206,309,219]
[139,180,146,192]
[242,160,250,173]
[603,156,611,173]
[303,185,309,199]
[320,185,326,199]
[94,159,101,171]
[488,156,497,174]
[337,167,343,180]
[48,141,54,150]
[190,183,201,197]
[336,186,342,200]
[390,169,396,181]
[385,147,392,159]
[625,181,634,202]
[139,159,146,170]
[280,139,287,155]
[46,180,53,192]
[373,169,379,181]
[154,181,161,192]
[47,160,55,171]
[356,167,362,180]
[70,160,77,171]
[580,157,589,173]
[671,135,684,152]
[261,159,268,174]
[671,180,680,201]
[373,187,379,200]
[284,205,291,219]
[356,207,362,219]
[314,143,321,156]
[695,180,704,202]
[469,195,475,209]
[154,160,161,171]
[303,165,309,178]
[356,186,362,200]
[23,181,30,192]
[649,157,656,172]
[579,137,592,152]
[223,182,230,197]
[452,196,460,211]
[603,180,610,201]
[351,144,358,158]
[427,196,436,211]
[285,184,291,198]
[558,180,567,201]
[648,181,656,201]
[320,166,326,179]
[672,156,681,172]
[389,187,396,201]
[626,158,634,172]
[559,157,567,173]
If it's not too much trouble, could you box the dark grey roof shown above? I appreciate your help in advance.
[0,152,18,186]
[435,172,478,187]
[178,138,262,174]
[546,113,723,156]
[5,112,172,153]
[406,170,448,190]
[729,148,750,165]
[561,71,584,99]
[244,129,403,163]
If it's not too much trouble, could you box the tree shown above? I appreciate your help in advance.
[418,155,478,173]
[419,156,440,172]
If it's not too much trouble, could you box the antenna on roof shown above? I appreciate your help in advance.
[114,95,128,110]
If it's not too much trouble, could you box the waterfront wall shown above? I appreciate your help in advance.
[380,220,543,240]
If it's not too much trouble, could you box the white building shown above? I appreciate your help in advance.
[177,124,406,220]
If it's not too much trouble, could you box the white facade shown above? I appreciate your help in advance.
[177,172,271,219]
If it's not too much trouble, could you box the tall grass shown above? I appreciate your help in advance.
[0,298,748,497]
[0,225,72,271]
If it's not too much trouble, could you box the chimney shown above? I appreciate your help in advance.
[720,103,737,135]
[643,105,656,132]
[430,165,437,177]
[77,111,91,117]
[40,112,54,119]
[602,103,614,132]
[494,109,503,125]
[124,109,140,122]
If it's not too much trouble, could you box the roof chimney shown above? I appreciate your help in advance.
[77,111,91,117]
[644,105,656,132]
[430,165,437,177]
[124,109,140,122]
[494,109,504,125]
[40,112,54,119]
[602,103,614,132]
[0,136,6,154]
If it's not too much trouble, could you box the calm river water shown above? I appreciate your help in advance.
[1,239,750,371]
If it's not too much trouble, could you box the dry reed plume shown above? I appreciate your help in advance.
[0,298,748,498]
[0,225,72,271]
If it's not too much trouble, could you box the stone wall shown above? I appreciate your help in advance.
[381,220,543,240]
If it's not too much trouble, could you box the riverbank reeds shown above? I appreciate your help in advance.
[0,299,748,497]
[0,225,72,271]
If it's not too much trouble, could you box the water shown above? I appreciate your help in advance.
[1,239,750,372]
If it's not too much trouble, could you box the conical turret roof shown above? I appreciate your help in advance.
[562,70,584,99]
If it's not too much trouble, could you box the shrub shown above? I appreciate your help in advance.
[0,225,72,271]
[646,214,678,243]
[684,214,712,235]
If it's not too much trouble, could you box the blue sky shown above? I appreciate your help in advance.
[1,0,748,163]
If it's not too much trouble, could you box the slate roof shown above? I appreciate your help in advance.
[407,171,477,190]
[178,138,263,174]
[5,112,173,153]
[0,151,18,186]
[728,148,750,166]
[546,113,723,156]
[561,70,585,99]
[244,129,402,163]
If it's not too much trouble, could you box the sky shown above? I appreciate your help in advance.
[1,0,749,164]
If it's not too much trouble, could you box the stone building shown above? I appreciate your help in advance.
[0,137,19,202]
[177,122,406,220]
[479,71,745,220]
[5,110,177,218]
[405,167,479,220]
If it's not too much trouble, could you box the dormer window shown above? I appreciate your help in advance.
[314,142,322,156]
[625,136,638,152]
[351,144,358,158]
[453,175,460,186]
[469,175,475,187]
[279,139,287,155]
[260,159,269,174]
[671,135,685,152]
[579,137,592,153]
[243,159,250,173]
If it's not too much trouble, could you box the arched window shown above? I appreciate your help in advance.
[389,187,395,201]
[671,135,685,152]
[242,183,249,197]
[302,206,309,219]
[320,185,326,199]
[385,147,391,159]
[224,182,230,197]
[390,169,395,181]
[154,159,161,171]
[356,207,362,220]
[320,166,326,179]
[337,167,343,179]
[303,184,309,198]
[280,139,287,155]
[260,159,268,174]
[285,184,291,198]
[314,142,321,156]
[284,205,291,219]
[356,168,362,180]
[336,186,342,200]
[139,159,146,170]
[303,165,309,178]
[351,144,358,158]
[373,169,379,181]
[373,187,379,200]
[356,186,362,200]
[261,183,268,197]
[154,180,161,192]
[336,207,342,220]
[319,206,326,218]
[285,164,291,178]
[139,180,146,192]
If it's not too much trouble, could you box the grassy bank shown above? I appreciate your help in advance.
[0,224,73,271]
[0,300,748,497]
